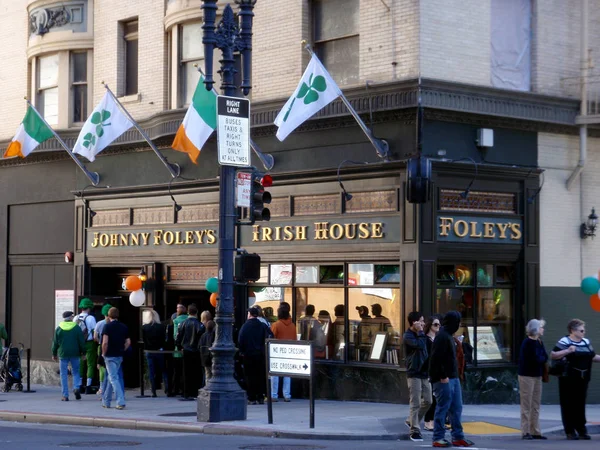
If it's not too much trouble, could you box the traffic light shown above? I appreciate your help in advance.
[406,156,431,204]
[250,172,272,223]
[235,252,261,282]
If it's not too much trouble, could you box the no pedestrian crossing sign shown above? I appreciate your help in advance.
[217,95,250,167]
[268,341,312,377]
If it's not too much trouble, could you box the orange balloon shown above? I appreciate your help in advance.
[125,275,142,291]
[590,293,600,312]
[210,293,218,308]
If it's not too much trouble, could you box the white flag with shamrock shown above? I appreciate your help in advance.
[73,92,134,162]
[274,54,342,141]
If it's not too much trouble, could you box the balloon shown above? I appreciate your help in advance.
[210,293,218,308]
[581,277,600,295]
[591,293,600,312]
[205,277,219,293]
[129,289,145,307]
[125,275,142,291]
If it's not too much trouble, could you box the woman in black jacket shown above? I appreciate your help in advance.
[517,319,548,440]
[423,315,442,431]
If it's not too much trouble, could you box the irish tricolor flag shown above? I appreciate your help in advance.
[4,106,54,158]
[172,76,217,164]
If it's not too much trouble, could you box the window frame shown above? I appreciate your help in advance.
[70,51,88,124]
[123,19,139,97]
[36,53,60,126]
[178,21,203,108]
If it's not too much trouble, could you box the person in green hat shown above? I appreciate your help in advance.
[94,304,112,396]
[52,311,86,401]
[76,297,97,394]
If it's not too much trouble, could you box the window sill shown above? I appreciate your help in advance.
[118,93,141,104]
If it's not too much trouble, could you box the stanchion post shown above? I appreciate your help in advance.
[26,348,31,392]
[138,345,145,397]
[309,349,314,429]
[266,342,273,424]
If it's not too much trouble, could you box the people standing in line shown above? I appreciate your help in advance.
[403,312,431,442]
[252,304,274,337]
[423,315,442,432]
[175,304,205,400]
[171,304,188,396]
[200,310,212,328]
[551,318,600,440]
[93,304,112,397]
[517,318,548,440]
[271,306,297,402]
[429,311,474,448]
[101,307,130,410]
[200,320,216,382]
[76,298,97,394]
[142,309,169,398]
[52,311,86,401]
[238,307,270,405]
[0,320,8,351]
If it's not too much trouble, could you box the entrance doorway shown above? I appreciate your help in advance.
[165,289,214,321]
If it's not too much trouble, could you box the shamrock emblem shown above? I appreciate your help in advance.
[282,74,328,122]
[83,109,112,148]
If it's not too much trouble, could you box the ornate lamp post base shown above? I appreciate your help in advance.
[197,389,247,422]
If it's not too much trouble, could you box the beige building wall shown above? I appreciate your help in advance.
[538,133,600,287]
[0,2,29,139]
[420,0,491,86]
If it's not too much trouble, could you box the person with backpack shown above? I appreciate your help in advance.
[52,311,86,401]
[76,298,97,394]
[403,311,431,442]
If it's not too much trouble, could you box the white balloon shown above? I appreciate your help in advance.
[129,289,145,307]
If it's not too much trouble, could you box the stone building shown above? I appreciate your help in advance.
[0,0,598,403]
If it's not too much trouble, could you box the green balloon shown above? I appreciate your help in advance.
[581,276,600,295]
[206,277,219,294]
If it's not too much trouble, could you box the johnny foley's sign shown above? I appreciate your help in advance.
[438,216,522,243]
[90,229,217,248]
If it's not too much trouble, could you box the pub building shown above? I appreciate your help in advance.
[1,80,541,403]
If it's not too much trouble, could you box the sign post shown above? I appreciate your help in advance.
[266,340,314,428]
[217,95,250,167]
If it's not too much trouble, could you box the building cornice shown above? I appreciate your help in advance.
[0,78,584,166]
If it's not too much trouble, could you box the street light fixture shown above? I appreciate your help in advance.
[197,0,255,422]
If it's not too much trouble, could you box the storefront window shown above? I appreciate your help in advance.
[435,263,514,365]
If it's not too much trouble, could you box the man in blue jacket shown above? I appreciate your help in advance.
[403,311,431,442]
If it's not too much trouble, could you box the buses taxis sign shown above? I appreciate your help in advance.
[266,339,315,428]
[217,95,250,167]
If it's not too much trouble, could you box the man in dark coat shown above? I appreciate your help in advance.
[175,304,205,400]
[429,311,474,448]
[238,307,269,405]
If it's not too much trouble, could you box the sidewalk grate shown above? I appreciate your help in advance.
[59,442,141,447]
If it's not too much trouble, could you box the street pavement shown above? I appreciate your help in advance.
[1,384,600,442]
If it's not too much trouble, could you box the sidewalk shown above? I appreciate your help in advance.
[1,385,599,440]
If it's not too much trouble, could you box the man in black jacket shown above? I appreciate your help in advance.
[429,311,474,448]
[238,307,270,405]
[175,304,205,400]
[403,311,431,442]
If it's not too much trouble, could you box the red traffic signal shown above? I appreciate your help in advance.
[260,174,273,187]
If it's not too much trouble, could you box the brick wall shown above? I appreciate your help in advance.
[538,132,600,287]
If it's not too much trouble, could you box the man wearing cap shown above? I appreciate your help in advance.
[52,311,86,401]
[77,297,97,394]
[102,307,130,409]
[238,307,270,405]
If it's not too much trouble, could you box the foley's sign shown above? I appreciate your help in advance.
[89,228,217,248]
[438,216,522,243]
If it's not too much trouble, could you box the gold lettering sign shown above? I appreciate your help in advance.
[90,229,218,248]
[438,217,522,242]
[251,222,385,242]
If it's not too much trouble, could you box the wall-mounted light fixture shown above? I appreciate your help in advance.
[139,267,148,282]
[581,207,598,239]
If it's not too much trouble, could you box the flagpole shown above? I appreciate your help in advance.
[301,41,390,161]
[101,83,181,179]
[26,99,100,186]
[194,65,275,171]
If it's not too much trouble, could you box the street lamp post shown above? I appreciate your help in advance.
[197,0,255,422]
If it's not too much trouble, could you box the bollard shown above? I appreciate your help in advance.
[136,345,146,398]
[24,348,35,393]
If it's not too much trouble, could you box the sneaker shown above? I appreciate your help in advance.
[566,433,579,440]
[283,398,291,402]
[247,400,257,405]
[74,389,81,400]
[116,405,125,410]
[579,434,591,440]
[424,421,434,431]
[61,397,69,402]
[102,404,110,408]
[522,433,533,440]
[270,397,278,402]
[452,439,475,447]
[432,439,452,448]
[85,386,94,395]
[532,435,547,440]
[409,431,423,442]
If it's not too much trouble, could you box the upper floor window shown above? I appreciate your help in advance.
[71,52,88,124]
[180,22,203,106]
[123,19,139,96]
[312,0,359,86]
[37,54,59,126]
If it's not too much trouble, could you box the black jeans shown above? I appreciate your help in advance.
[559,376,589,435]
[183,350,202,399]
[243,354,265,402]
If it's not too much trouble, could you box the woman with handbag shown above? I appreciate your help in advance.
[517,319,548,440]
[551,318,600,440]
